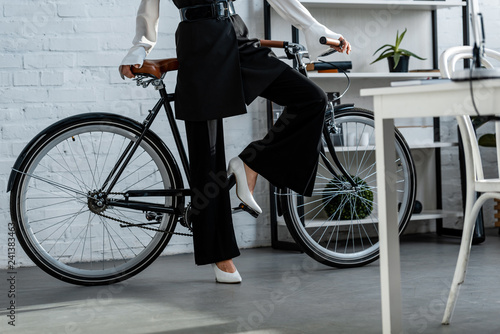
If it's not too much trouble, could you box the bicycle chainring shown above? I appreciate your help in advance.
[180,202,194,233]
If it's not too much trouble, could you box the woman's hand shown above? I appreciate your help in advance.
[332,37,351,55]
[119,64,141,80]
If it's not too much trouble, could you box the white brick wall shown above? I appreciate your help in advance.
[0,0,271,269]
[1,0,500,269]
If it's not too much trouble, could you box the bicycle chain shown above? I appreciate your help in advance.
[94,192,193,237]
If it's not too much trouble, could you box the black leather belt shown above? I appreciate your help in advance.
[179,1,236,22]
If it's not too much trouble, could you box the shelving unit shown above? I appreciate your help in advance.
[298,0,464,10]
[410,141,458,149]
[263,0,479,249]
[325,141,458,152]
[275,210,464,227]
[307,72,441,79]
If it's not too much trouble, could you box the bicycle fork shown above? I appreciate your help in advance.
[322,102,358,189]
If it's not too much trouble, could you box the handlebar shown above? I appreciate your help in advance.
[259,40,287,48]
[260,37,341,49]
[257,38,350,78]
[319,37,341,47]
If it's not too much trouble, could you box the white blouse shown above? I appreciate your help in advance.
[120,0,343,66]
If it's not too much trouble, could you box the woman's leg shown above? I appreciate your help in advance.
[239,67,327,197]
[185,119,240,266]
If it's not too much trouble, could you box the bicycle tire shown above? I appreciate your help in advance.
[280,107,416,268]
[10,113,184,285]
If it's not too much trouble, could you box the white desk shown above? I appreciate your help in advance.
[360,79,500,334]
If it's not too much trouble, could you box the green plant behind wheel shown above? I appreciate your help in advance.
[323,176,373,220]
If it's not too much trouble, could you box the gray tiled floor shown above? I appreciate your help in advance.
[1,229,500,334]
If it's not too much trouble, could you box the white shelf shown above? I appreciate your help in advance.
[408,142,458,149]
[289,217,379,227]
[410,210,463,221]
[300,0,465,10]
[325,142,458,152]
[276,209,463,227]
[326,145,376,152]
[308,71,441,79]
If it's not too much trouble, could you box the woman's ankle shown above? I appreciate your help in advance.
[243,163,258,194]
[216,259,236,273]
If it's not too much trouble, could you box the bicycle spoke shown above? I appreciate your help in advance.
[90,131,104,187]
[27,186,87,209]
[44,205,89,254]
[47,149,87,193]
[14,169,89,198]
[27,198,78,212]
[99,216,140,258]
[97,133,117,187]
[100,215,129,264]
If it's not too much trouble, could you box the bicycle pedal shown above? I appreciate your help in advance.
[232,202,259,218]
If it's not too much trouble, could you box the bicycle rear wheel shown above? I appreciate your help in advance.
[281,107,416,267]
[10,113,184,285]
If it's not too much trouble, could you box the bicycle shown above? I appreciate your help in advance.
[7,38,416,286]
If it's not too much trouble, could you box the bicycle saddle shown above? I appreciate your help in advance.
[131,58,179,79]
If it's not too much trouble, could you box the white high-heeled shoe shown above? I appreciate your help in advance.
[211,264,242,284]
[227,157,262,215]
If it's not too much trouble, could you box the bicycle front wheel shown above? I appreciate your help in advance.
[10,113,184,285]
[281,107,416,268]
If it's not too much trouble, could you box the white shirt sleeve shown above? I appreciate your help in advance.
[120,0,160,66]
[267,0,342,60]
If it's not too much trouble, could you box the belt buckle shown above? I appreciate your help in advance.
[179,7,187,21]
[215,0,229,20]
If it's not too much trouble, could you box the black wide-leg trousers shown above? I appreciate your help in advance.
[184,67,327,265]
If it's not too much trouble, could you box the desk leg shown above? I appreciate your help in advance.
[375,116,403,334]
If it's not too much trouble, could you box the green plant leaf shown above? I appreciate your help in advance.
[395,28,407,50]
[478,133,496,147]
[372,44,396,56]
[399,48,427,60]
[394,30,401,50]
[375,49,395,59]
[393,53,401,68]
[370,52,395,64]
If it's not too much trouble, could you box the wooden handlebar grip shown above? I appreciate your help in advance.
[319,37,341,47]
[259,40,285,48]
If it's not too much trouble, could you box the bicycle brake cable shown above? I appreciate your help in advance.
[317,59,351,101]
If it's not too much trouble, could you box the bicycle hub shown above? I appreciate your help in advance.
[87,190,108,214]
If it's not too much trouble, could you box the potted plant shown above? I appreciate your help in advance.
[370,28,426,72]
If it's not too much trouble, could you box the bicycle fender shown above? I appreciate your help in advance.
[8,134,45,193]
[7,113,154,193]
[333,103,355,112]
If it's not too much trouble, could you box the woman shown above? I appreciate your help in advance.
[120,0,351,283]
